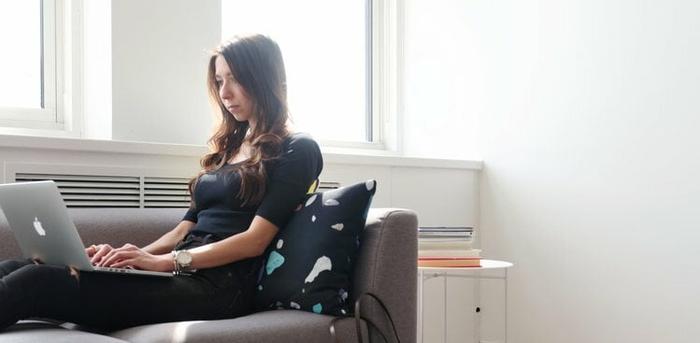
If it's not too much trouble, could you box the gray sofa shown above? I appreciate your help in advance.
[0,207,417,343]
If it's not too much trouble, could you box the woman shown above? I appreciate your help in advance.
[0,34,322,331]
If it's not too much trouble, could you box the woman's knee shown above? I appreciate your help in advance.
[0,263,82,325]
[12,263,78,286]
[0,258,33,277]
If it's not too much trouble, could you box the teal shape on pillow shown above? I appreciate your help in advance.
[266,251,285,275]
[312,303,323,314]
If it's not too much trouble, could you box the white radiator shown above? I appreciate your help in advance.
[7,163,340,208]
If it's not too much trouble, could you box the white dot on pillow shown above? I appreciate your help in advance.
[290,302,301,310]
[324,199,340,206]
[305,256,332,283]
[305,194,317,207]
[276,239,284,249]
[365,180,375,191]
[311,215,316,222]
[331,223,344,231]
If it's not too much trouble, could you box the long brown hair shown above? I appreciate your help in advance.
[189,34,289,206]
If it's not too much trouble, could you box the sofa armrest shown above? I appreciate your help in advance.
[351,208,418,343]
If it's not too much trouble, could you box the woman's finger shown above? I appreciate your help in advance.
[98,249,123,267]
[102,250,140,268]
[100,250,129,267]
[91,244,113,264]
[98,246,130,267]
[120,243,137,250]
[111,259,137,269]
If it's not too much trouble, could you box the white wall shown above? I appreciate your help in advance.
[83,0,112,140]
[403,0,479,160]
[321,162,479,227]
[460,0,700,342]
[110,0,220,145]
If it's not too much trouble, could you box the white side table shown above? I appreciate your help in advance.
[418,259,513,343]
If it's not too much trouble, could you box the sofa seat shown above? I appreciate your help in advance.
[0,320,128,343]
[111,310,366,343]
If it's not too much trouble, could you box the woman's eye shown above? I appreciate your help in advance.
[215,80,223,88]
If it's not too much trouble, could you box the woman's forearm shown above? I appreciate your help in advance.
[186,216,278,269]
[142,220,194,255]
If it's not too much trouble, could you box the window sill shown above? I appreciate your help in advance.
[321,146,482,170]
[0,133,482,170]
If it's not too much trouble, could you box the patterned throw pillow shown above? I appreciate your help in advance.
[255,180,377,316]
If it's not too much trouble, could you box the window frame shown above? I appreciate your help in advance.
[0,0,83,135]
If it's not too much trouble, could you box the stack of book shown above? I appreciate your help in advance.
[418,227,481,267]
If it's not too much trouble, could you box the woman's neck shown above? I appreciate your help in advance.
[247,118,256,132]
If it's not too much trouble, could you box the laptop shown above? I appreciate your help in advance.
[0,180,173,277]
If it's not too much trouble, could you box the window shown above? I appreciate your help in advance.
[221,0,400,149]
[0,0,58,128]
[0,0,82,135]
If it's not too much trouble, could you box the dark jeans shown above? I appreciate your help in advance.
[0,239,260,331]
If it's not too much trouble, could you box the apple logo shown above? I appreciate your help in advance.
[33,217,46,236]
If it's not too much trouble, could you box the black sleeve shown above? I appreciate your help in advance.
[182,207,198,223]
[255,134,323,230]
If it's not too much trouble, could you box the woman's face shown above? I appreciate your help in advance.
[215,55,254,123]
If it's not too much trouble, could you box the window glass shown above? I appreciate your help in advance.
[0,0,43,109]
[222,0,369,142]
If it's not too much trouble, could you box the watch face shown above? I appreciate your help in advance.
[177,251,192,265]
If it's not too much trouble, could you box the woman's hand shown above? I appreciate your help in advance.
[96,243,173,272]
[86,244,114,265]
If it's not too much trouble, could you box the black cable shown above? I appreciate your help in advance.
[354,292,401,343]
[328,291,401,343]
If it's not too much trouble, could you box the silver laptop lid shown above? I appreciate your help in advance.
[0,180,93,270]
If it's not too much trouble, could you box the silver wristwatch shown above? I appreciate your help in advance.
[172,250,194,274]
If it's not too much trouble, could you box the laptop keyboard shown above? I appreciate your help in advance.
[94,266,137,273]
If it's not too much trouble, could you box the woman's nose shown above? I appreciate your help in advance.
[219,84,233,100]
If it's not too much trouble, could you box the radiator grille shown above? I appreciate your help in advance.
[317,181,341,191]
[14,173,191,208]
[143,177,191,208]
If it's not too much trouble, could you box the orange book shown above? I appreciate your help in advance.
[418,249,481,259]
[418,257,481,268]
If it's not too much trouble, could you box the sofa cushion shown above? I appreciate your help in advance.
[109,310,367,343]
[255,180,377,316]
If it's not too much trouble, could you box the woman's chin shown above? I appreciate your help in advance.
[231,113,248,122]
